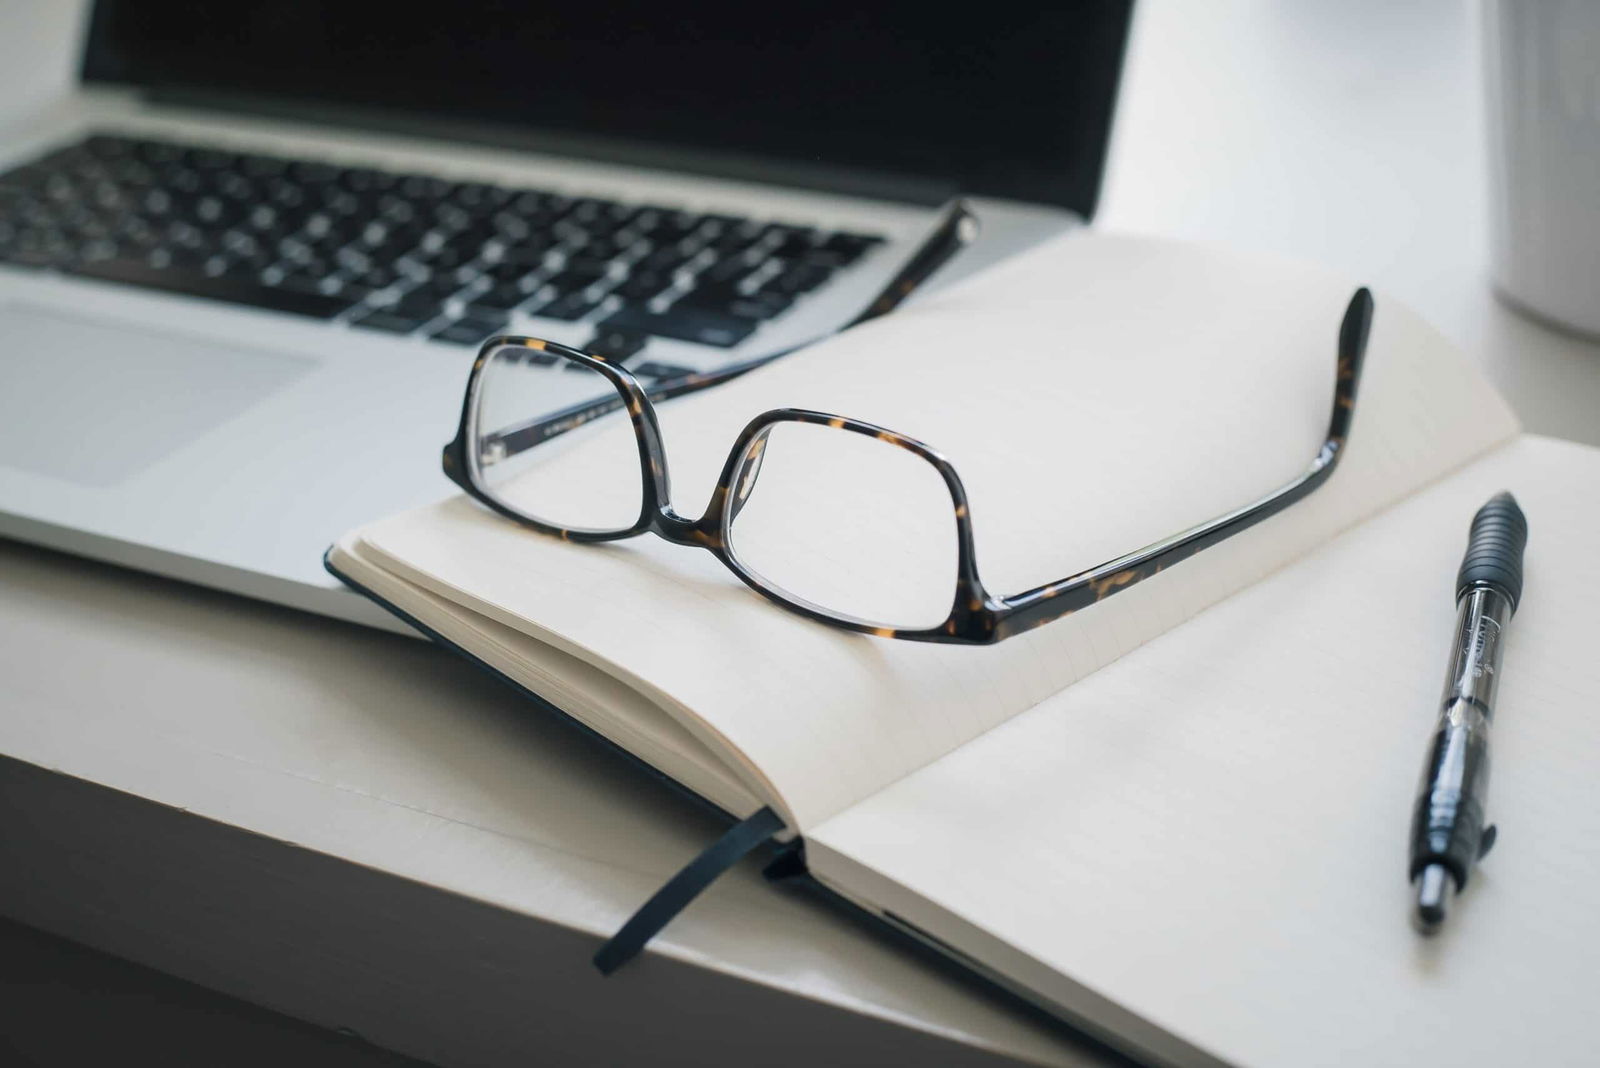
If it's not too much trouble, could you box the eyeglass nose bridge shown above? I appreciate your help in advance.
[648,508,724,550]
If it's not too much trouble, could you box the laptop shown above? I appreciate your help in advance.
[0,1,1131,631]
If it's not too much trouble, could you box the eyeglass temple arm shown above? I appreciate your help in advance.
[990,287,1375,643]
[481,200,978,459]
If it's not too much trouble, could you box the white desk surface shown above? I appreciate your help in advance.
[3,2,1596,1067]
[1100,2,1600,448]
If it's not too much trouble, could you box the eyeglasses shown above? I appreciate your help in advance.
[443,215,1374,644]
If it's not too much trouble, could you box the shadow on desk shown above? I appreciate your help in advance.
[0,913,433,1067]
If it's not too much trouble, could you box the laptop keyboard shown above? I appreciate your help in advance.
[0,132,885,363]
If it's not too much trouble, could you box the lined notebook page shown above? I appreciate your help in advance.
[808,436,1600,1068]
[354,232,1518,829]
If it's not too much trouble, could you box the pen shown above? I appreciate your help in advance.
[1410,491,1528,933]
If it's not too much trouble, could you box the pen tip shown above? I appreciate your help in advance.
[1412,864,1455,934]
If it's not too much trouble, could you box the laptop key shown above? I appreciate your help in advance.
[613,270,674,303]
[324,279,373,303]
[598,305,756,348]
[632,211,703,246]
[543,265,609,295]
[351,264,405,290]
[562,254,616,276]
[697,255,760,286]
[498,242,556,270]
[764,228,818,260]
[705,229,763,258]
[467,282,534,311]
[414,245,473,271]
[762,262,833,295]
[580,328,649,363]
[351,309,432,334]
[564,198,629,227]
[383,291,447,319]
[637,244,696,274]
[430,315,508,346]
[757,221,811,244]
[403,275,469,303]
[68,258,353,318]
[483,259,537,283]
[632,361,697,380]
[575,234,639,262]
[453,301,509,322]
[676,283,792,321]
[812,231,884,266]
[532,292,607,321]
[274,261,336,290]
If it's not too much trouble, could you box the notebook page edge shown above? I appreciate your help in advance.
[800,839,1231,1068]
[329,533,770,819]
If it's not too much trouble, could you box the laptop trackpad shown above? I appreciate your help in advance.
[0,305,315,487]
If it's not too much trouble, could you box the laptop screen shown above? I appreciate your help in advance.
[80,2,1131,217]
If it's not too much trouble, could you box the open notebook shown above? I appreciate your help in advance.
[327,233,1600,1067]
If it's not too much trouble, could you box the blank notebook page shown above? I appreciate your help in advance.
[809,435,1600,1067]
[355,232,1517,829]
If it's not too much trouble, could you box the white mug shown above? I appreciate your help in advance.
[1484,0,1600,337]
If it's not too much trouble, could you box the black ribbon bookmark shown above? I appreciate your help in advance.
[593,805,786,975]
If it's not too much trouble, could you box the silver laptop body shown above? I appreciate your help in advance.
[0,3,1130,631]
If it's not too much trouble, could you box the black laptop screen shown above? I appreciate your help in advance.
[81,1,1130,216]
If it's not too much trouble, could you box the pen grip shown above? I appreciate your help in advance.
[1456,492,1527,609]
[1410,719,1491,887]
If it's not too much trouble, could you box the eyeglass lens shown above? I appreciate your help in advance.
[725,420,958,630]
[471,344,645,534]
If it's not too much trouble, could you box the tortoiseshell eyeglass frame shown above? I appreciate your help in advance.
[443,236,1374,644]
